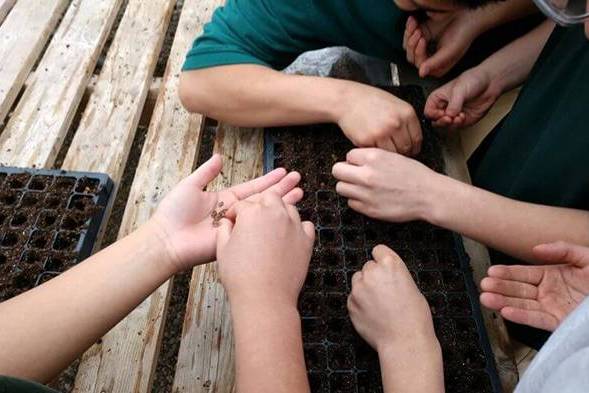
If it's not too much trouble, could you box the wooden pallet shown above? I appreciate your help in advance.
[0,1,519,392]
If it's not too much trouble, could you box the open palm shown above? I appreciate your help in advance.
[480,242,589,331]
[151,155,303,272]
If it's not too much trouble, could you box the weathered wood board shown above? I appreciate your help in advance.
[0,0,69,125]
[173,126,264,393]
[0,0,16,23]
[0,0,124,168]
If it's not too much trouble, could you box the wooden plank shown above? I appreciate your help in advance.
[71,0,216,391]
[173,126,264,393]
[0,0,16,24]
[0,0,124,169]
[61,0,174,179]
[442,134,520,392]
[0,0,69,126]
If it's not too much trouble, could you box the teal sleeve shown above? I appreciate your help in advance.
[183,1,324,71]
[0,376,59,393]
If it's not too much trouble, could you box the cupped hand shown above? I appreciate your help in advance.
[348,245,437,352]
[332,148,442,222]
[480,241,589,331]
[150,155,304,272]
[216,192,316,308]
[425,67,501,129]
[404,12,480,78]
[337,83,423,156]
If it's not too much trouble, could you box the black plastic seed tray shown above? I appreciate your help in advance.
[264,85,502,393]
[0,167,113,301]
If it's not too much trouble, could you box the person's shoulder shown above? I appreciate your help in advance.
[0,376,59,393]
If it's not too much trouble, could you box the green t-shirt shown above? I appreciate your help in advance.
[0,376,58,393]
[469,26,589,347]
[183,0,406,71]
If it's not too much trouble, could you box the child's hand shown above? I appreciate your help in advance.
[149,155,304,273]
[404,12,480,78]
[348,245,438,352]
[332,148,444,223]
[216,193,315,309]
[481,241,589,332]
[424,67,501,129]
[337,83,423,156]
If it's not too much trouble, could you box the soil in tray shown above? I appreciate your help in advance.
[0,172,106,302]
[267,86,496,393]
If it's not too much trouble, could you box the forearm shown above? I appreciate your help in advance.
[477,20,554,94]
[179,64,361,127]
[427,175,589,263]
[231,301,309,393]
[379,337,444,393]
[0,221,176,382]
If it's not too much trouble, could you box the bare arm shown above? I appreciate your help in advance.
[179,65,423,156]
[333,148,589,266]
[425,20,554,128]
[0,156,302,383]
[427,175,589,264]
[216,194,316,393]
[0,223,173,382]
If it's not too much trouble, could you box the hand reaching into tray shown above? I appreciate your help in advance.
[336,83,423,156]
[332,148,445,222]
[480,241,589,331]
[150,154,304,272]
[216,192,315,393]
[348,245,444,393]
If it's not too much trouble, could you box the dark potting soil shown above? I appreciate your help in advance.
[0,168,112,302]
[265,86,500,393]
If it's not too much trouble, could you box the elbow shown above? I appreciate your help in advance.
[179,71,210,114]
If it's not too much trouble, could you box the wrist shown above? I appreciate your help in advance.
[418,172,457,225]
[143,217,183,275]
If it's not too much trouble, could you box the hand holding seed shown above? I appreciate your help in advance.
[149,155,304,273]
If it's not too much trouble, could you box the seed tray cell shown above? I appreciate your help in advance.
[0,167,113,301]
[264,85,501,392]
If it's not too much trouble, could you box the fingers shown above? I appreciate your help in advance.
[372,245,403,268]
[420,44,454,78]
[414,37,428,68]
[376,137,397,153]
[533,241,589,267]
[262,171,302,199]
[446,85,466,117]
[487,265,545,286]
[500,307,559,332]
[480,277,539,300]
[229,167,288,200]
[479,292,541,312]
[336,182,368,201]
[406,29,421,65]
[332,162,365,184]
[301,221,316,242]
[282,187,304,205]
[403,16,418,49]
[424,91,448,120]
[187,154,223,189]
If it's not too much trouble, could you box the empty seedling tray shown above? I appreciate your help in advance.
[0,167,113,301]
[264,85,502,393]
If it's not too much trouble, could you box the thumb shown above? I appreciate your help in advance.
[420,44,455,78]
[216,218,234,252]
[302,221,317,244]
[446,84,466,117]
[533,241,589,267]
[186,154,223,190]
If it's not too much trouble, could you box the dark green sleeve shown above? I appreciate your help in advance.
[0,376,59,393]
[183,1,327,71]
